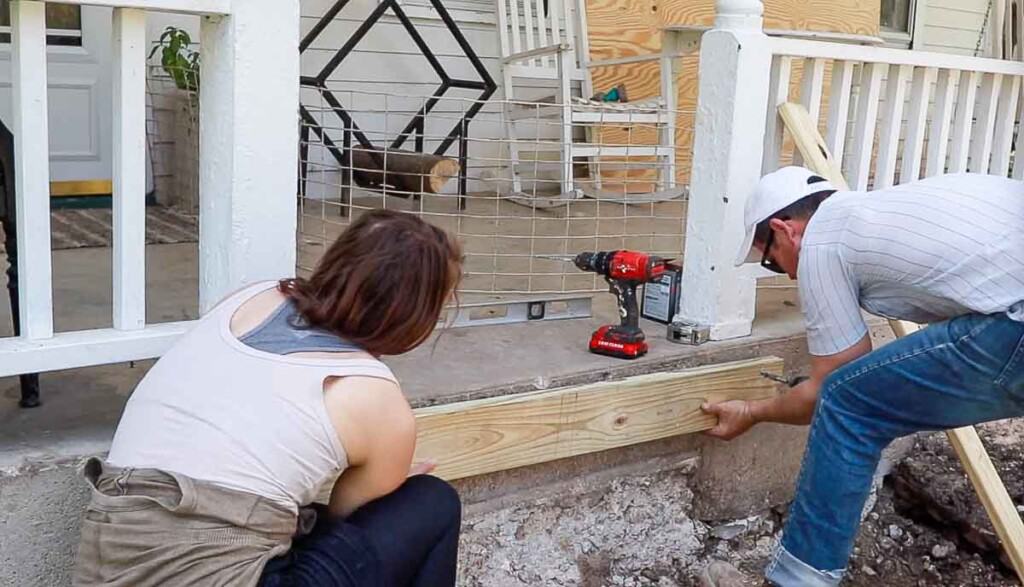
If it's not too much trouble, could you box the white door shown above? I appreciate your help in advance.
[0,3,127,194]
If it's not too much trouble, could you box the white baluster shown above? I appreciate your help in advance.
[925,68,957,178]
[496,0,512,57]
[949,70,980,173]
[793,58,826,166]
[900,67,936,183]
[993,0,1006,59]
[849,62,886,190]
[11,0,53,340]
[522,0,536,65]
[762,55,793,174]
[825,59,855,171]
[509,0,522,56]
[968,73,1002,173]
[534,0,548,68]
[548,0,562,48]
[991,76,1021,177]
[1014,78,1024,180]
[875,65,911,188]
[113,8,147,331]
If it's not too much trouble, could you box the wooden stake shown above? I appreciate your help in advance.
[779,102,1024,582]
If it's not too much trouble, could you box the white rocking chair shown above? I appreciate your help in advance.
[495,0,684,205]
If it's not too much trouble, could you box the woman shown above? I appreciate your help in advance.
[74,209,464,587]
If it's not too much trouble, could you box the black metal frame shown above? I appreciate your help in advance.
[298,0,497,211]
[0,118,41,408]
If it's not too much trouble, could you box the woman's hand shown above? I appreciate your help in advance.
[702,400,756,440]
[408,460,436,477]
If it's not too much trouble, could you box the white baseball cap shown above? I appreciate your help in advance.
[733,166,835,266]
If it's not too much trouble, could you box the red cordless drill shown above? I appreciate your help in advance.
[572,250,673,360]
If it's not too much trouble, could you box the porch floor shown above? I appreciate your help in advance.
[0,242,825,469]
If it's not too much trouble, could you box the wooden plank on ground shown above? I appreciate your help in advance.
[413,356,784,480]
[780,102,1024,583]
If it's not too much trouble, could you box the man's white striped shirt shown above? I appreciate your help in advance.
[797,173,1024,356]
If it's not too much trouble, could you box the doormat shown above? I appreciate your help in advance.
[49,206,198,250]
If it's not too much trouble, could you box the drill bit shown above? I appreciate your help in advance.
[760,371,809,388]
[534,254,577,262]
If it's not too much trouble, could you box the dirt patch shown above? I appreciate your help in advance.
[847,419,1024,586]
[701,419,1024,586]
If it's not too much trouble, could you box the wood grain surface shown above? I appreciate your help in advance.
[414,356,784,480]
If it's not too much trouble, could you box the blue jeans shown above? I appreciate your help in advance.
[259,475,462,587]
[766,310,1024,586]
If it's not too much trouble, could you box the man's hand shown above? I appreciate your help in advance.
[702,400,756,440]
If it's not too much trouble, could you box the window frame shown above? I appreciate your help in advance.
[0,2,83,47]
[880,0,925,49]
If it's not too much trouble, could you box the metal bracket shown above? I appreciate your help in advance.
[666,320,711,345]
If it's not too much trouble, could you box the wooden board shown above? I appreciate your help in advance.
[780,103,1024,583]
[413,356,783,480]
[653,0,880,35]
[779,102,845,187]
[585,0,877,187]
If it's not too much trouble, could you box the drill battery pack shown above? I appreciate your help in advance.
[589,325,648,360]
[640,265,681,324]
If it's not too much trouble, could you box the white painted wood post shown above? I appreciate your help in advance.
[949,70,980,173]
[113,8,147,331]
[991,75,1021,177]
[11,0,53,340]
[793,57,825,166]
[762,55,792,175]
[849,62,885,190]
[678,0,771,340]
[925,68,957,178]
[968,73,1002,173]
[900,66,936,183]
[825,60,855,169]
[198,0,301,312]
[875,64,911,188]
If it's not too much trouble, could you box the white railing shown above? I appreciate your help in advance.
[1,0,300,377]
[676,0,1024,341]
[763,38,1024,189]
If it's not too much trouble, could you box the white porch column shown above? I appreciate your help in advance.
[198,0,300,313]
[677,0,771,340]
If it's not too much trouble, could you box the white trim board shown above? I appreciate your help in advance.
[0,322,193,377]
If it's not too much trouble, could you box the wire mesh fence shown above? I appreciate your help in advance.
[298,86,693,296]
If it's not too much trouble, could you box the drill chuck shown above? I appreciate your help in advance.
[572,251,605,274]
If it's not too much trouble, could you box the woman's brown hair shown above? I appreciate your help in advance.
[278,209,462,356]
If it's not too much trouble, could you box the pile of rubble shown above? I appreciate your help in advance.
[456,419,1024,586]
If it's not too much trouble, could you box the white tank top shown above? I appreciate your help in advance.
[107,281,397,511]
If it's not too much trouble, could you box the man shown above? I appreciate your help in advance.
[702,166,1024,586]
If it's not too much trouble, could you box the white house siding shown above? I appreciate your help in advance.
[917,0,991,56]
